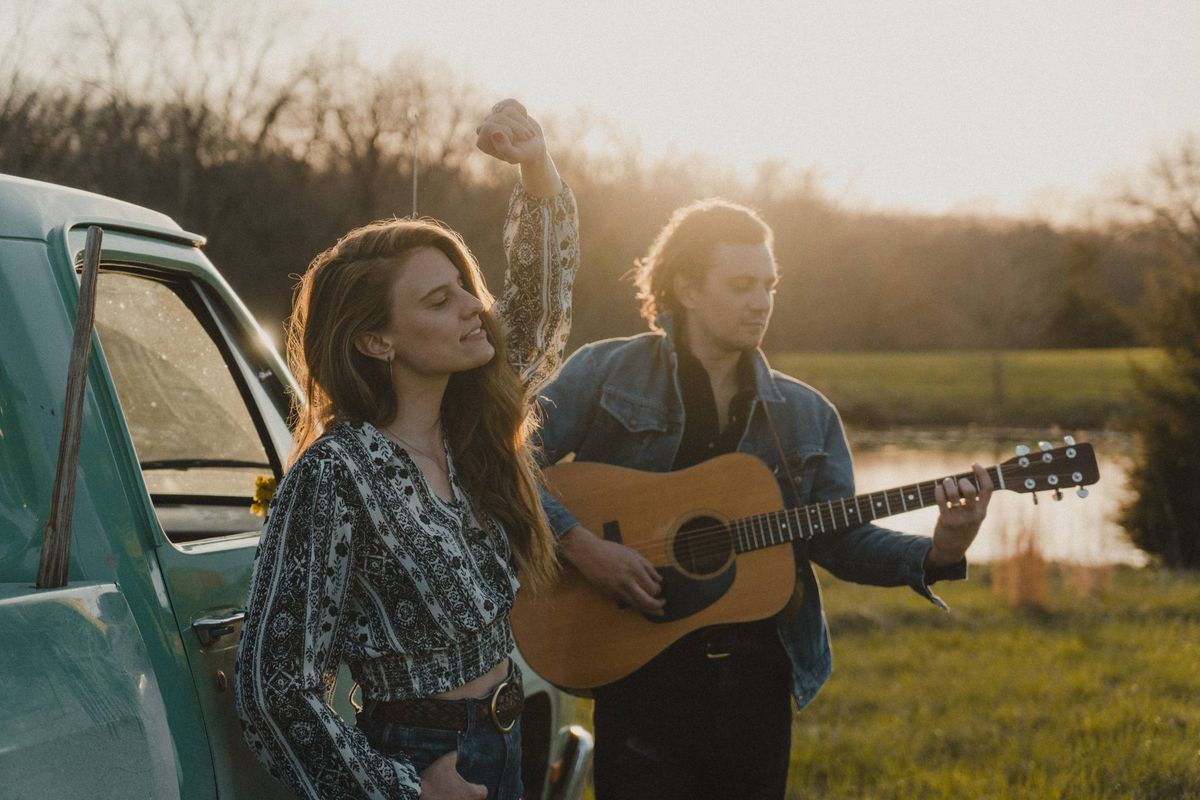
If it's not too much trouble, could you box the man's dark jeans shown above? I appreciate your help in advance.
[592,622,794,800]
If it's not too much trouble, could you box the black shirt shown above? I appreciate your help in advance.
[667,338,788,661]
[671,345,756,470]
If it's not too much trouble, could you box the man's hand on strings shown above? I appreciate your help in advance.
[927,463,994,568]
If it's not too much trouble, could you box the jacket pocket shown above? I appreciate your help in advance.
[598,386,669,434]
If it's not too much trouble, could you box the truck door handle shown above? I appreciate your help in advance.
[193,610,246,647]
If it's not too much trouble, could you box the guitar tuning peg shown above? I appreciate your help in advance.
[1039,441,1052,452]
[1015,445,1030,456]
[1064,435,1076,446]
[1076,487,1089,499]
[1053,488,1063,501]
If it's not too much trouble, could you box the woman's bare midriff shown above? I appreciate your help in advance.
[433,657,510,700]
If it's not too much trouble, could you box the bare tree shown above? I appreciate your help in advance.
[1127,134,1200,262]
[314,49,485,221]
[53,0,316,214]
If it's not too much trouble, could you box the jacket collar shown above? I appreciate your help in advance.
[654,311,785,405]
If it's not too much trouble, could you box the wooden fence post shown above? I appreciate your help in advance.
[36,226,103,589]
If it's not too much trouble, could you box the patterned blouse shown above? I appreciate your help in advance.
[235,184,579,799]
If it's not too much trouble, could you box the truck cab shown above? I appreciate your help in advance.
[0,173,590,799]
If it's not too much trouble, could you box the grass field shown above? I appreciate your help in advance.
[766,348,1165,429]
[573,566,1200,799]
[786,565,1200,799]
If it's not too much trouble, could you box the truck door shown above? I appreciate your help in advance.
[86,235,357,798]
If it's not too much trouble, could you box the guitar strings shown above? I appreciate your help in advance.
[585,462,1077,564]
[615,480,1015,563]
[606,474,995,561]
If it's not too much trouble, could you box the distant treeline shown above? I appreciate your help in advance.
[0,3,1162,352]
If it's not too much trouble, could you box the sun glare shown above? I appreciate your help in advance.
[301,0,1199,221]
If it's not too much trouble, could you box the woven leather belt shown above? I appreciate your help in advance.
[360,664,524,733]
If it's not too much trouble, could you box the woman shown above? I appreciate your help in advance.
[235,100,578,800]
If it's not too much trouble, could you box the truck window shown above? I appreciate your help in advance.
[94,269,282,543]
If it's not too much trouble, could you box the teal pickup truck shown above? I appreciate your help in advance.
[0,173,591,799]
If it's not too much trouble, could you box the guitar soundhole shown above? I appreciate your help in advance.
[672,515,733,577]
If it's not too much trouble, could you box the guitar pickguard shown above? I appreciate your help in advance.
[647,564,736,623]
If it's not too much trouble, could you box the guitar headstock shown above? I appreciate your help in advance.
[999,436,1099,502]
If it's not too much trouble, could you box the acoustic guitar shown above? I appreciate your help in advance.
[511,439,1100,690]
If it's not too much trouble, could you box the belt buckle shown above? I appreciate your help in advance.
[488,679,516,733]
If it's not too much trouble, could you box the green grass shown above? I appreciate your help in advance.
[767,348,1165,429]
[788,565,1200,799]
[572,566,1200,799]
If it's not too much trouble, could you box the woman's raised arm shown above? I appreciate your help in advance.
[477,99,580,390]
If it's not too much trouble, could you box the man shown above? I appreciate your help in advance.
[535,199,993,800]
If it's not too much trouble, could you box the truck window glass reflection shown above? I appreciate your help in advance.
[94,271,274,543]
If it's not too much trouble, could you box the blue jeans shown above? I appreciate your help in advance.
[358,714,523,799]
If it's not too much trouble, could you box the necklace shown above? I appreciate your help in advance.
[381,427,448,473]
[379,425,459,506]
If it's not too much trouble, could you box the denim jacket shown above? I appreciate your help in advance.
[535,313,964,709]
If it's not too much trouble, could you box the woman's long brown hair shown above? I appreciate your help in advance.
[286,218,558,593]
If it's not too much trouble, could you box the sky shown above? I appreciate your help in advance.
[4,0,1196,221]
[304,0,1200,222]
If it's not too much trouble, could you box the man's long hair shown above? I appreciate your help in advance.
[286,217,557,593]
[633,198,774,325]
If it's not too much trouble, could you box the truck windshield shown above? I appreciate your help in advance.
[94,270,279,542]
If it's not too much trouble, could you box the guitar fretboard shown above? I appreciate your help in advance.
[730,466,1002,553]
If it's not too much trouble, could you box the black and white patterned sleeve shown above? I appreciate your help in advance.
[495,183,580,391]
[235,454,420,800]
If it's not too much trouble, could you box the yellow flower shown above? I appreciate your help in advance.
[250,475,277,517]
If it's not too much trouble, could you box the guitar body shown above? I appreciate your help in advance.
[511,453,796,690]
[513,439,1103,690]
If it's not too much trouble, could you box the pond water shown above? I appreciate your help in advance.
[845,428,1146,566]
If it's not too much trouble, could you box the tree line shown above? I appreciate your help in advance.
[0,1,1157,354]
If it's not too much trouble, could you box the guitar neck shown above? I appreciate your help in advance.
[731,465,1003,553]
